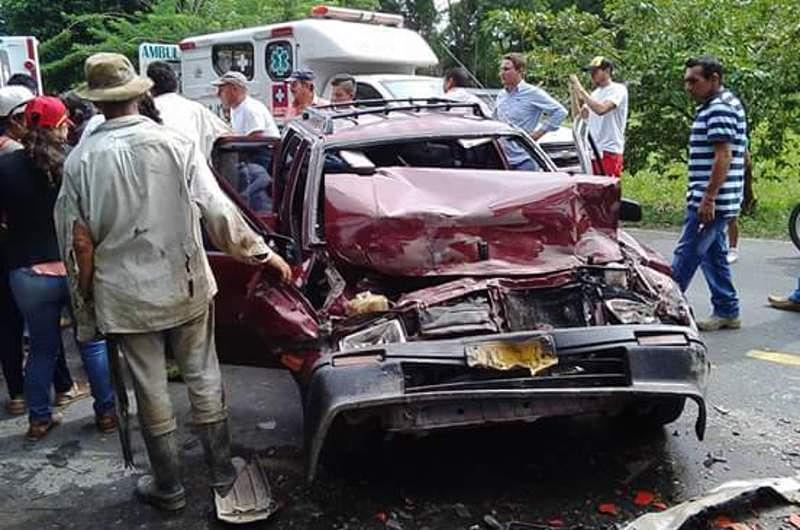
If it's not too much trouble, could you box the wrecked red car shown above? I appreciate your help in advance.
[207,101,709,480]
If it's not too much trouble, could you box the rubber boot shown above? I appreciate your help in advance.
[136,430,187,511]
[196,419,242,496]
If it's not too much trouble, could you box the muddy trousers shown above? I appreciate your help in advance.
[114,303,226,437]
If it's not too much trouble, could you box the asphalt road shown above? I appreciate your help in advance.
[1,229,799,530]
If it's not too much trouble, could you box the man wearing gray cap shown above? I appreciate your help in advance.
[212,70,278,137]
[57,53,292,511]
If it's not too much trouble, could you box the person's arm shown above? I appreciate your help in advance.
[529,88,568,141]
[186,145,291,282]
[570,75,620,116]
[699,103,737,223]
[54,162,99,342]
[699,142,732,223]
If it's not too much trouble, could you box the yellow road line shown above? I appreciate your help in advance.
[746,350,800,367]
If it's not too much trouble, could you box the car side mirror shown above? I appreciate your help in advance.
[620,198,643,222]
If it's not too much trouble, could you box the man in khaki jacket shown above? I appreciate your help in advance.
[56,53,291,511]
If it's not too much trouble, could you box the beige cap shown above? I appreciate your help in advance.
[75,53,154,102]
[211,71,248,90]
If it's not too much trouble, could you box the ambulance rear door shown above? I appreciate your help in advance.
[260,30,296,122]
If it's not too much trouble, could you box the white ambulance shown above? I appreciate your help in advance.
[0,36,43,93]
[179,5,438,120]
[138,42,182,79]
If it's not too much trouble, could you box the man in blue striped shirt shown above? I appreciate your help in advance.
[494,53,567,170]
[672,56,746,331]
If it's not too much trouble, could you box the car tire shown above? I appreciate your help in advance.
[789,203,800,252]
[622,397,686,429]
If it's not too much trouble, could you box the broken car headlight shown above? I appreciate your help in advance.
[605,298,659,325]
[339,319,406,351]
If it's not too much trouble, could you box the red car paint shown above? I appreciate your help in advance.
[324,168,623,277]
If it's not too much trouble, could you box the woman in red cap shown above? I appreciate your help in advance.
[0,96,116,440]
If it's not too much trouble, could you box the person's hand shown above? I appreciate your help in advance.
[698,195,716,224]
[530,129,546,142]
[580,104,590,120]
[569,74,585,96]
[263,252,292,284]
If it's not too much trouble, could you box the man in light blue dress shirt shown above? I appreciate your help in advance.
[494,53,568,170]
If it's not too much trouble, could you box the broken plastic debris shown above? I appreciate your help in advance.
[214,457,278,524]
[789,513,800,529]
[375,511,389,524]
[713,405,731,416]
[598,503,620,516]
[652,502,668,511]
[703,451,728,468]
[257,420,277,430]
[634,491,656,507]
[622,476,800,530]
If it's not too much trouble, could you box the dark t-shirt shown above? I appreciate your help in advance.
[0,150,62,269]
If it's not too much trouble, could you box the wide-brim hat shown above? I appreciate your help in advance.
[75,52,153,102]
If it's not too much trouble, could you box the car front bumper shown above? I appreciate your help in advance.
[302,325,709,480]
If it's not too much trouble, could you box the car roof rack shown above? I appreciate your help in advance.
[300,98,487,134]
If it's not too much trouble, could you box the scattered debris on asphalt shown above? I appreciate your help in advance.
[214,457,279,524]
[713,406,731,416]
[598,503,619,516]
[621,476,800,530]
[257,420,277,431]
[703,451,729,468]
[633,490,656,507]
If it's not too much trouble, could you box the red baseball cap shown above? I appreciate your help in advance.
[24,96,71,129]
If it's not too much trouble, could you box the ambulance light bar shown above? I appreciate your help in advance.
[310,5,404,27]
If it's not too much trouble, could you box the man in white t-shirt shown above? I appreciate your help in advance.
[442,67,492,117]
[570,56,629,177]
[212,71,279,137]
[148,62,231,158]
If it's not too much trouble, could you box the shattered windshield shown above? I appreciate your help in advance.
[324,135,546,172]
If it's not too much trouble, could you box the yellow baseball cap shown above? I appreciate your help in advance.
[582,56,614,71]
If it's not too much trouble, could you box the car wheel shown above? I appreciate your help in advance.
[789,203,800,252]
[622,397,686,428]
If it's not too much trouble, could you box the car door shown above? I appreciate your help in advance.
[208,136,317,366]
[571,116,597,175]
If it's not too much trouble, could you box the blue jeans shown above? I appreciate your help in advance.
[671,209,740,318]
[9,268,115,423]
[789,279,800,303]
[511,158,540,171]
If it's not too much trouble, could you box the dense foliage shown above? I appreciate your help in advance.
[1,0,798,179]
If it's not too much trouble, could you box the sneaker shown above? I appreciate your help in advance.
[697,314,742,331]
[54,382,91,407]
[727,247,739,264]
[5,397,26,416]
[767,295,800,312]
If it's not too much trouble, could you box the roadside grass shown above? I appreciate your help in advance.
[622,162,800,240]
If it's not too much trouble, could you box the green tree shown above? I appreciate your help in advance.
[36,0,380,91]
[607,0,800,170]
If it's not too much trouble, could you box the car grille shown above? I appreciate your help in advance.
[402,347,631,392]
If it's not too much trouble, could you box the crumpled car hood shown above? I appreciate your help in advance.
[324,167,623,276]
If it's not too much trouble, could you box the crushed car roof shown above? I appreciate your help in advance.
[293,106,524,144]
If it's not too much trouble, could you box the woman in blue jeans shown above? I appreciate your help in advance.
[0,96,115,440]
